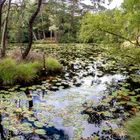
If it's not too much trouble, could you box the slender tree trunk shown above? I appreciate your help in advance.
[43,30,46,39]
[0,0,6,43]
[18,0,25,55]
[70,0,76,35]
[41,11,46,39]
[1,0,11,58]
[54,31,58,42]
[0,1,6,30]
[50,30,52,40]
[33,31,37,41]
[22,0,42,59]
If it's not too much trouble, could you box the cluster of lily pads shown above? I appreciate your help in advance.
[1,44,140,140]
[82,79,140,140]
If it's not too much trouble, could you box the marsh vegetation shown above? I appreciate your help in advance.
[0,0,140,140]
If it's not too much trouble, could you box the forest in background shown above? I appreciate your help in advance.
[0,0,139,59]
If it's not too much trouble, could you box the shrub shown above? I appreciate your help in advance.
[45,57,63,73]
[125,113,140,140]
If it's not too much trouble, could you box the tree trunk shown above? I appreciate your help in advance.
[41,11,46,39]
[18,0,25,55]
[33,31,37,41]
[70,0,76,35]
[0,0,6,42]
[22,0,42,59]
[1,0,11,58]
[43,30,46,39]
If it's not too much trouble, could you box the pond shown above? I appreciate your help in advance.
[0,56,129,140]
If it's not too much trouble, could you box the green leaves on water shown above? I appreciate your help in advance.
[34,121,44,128]
[130,74,140,83]
[35,129,46,135]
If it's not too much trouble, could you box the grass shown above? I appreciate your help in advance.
[16,61,42,83]
[125,113,140,140]
[45,57,63,73]
[0,58,17,85]
[0,58,41,85]
[0,57,63,85]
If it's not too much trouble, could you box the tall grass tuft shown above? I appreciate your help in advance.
[0,58,17,85]
[16,61,41,82]
[45,57,63,73]
[0,57,62,85]
[125,113,140,140]
[0,58,41,85]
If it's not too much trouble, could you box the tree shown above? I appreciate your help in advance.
[122,0,140,46]
[1,0,12,57]
[79,2,140,46]
[0,0,6,43]
[22,0,43,59]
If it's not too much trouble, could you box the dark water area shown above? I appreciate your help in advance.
[0,58,129,140]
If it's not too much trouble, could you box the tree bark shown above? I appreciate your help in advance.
[1,0,11,58]
[0,0,6,48]
[22,0,42,59]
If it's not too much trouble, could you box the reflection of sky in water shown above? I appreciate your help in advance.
[8,72,125,139]
[25,74,125,138]
[9,72,124,139]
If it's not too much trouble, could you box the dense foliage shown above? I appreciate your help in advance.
[79,0,140,46]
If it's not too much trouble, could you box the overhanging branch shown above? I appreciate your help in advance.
[97,26,139,46]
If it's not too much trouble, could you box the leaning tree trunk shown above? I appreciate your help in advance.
[22,0,42,59]
[1,0,11,58]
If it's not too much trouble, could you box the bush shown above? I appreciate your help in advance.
[45,57,63,73]
[0,58,41,85]
[125,113,140,140]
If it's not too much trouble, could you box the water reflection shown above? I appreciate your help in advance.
[0,59,126,139]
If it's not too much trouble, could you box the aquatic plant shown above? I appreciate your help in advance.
[0,58,41,85]
[0,58,17,85]
[16,61,41,82]
[45,57,63,73]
